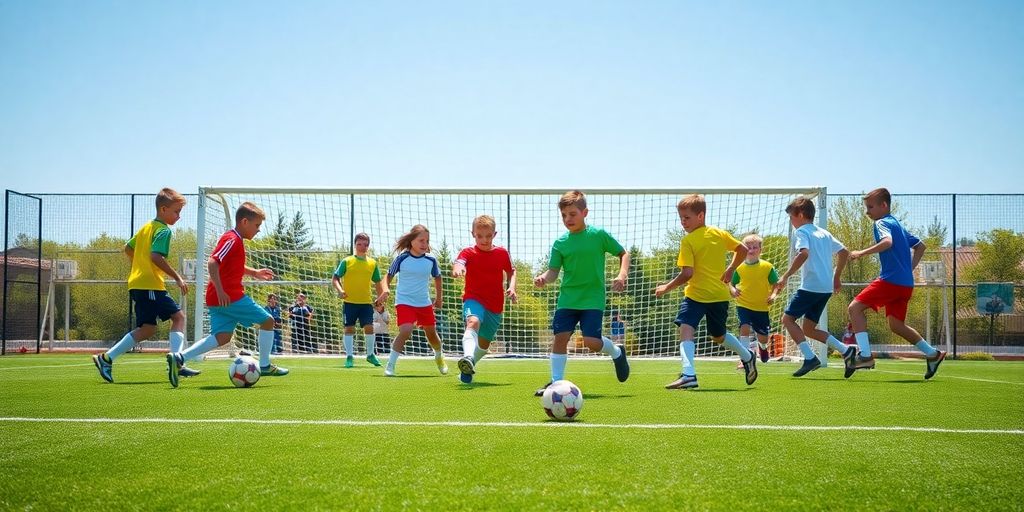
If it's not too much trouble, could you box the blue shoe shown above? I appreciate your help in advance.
[166,353,183,388]
[792,357,821,377]
[612,344,630,382]
[741,354,758,385]
[459,372,473,384]
[178,365,202,378]
[92,354,113,383]
[666,374,698,389]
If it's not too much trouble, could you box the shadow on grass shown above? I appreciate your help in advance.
[114,381,166,386]
[376,375,436,379]
[583,393,637,400]
[455,382,512,389]
[198,385,264,390]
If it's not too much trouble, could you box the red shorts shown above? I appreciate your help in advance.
[396,304,436,327]
[854,278,914,321]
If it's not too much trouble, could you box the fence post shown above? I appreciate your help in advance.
[951,194,957,358]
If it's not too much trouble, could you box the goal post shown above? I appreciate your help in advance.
[194,187,826,360]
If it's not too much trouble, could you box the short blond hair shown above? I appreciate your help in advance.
[863,187,891,206]
[742,233,763,246]
[677,194,705,215]
[558,190,587,211]
[472,215,496,231]
[235,202,266,224]
[156,188,186,210]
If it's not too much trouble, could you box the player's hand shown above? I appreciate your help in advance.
[452,267,466,278]
[654,283,670,298]
[611,277,626,293]
[534,275,547,288]
[433,296,443,309]
[506,288,518,304]
[375,291,389,306]
[176,277,189,295]
[254,268,274,281]
[337,289,347,299]
[776,275,789,290]
[833,276,842,293]
[767,294,777,305]
[720,269,735,284]
[216,289,231,307]
[850,250,864,260]
[730,286,741,298]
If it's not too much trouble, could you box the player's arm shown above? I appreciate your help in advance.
[452,260,467,278]
[775,248,809,293]
[123,244,134,261]
[722,243,748,284]
[332,275,346,299]
[207,257,230,306]
[655,267,693,297]
[534,268,559,288]
[611,250,630,292]
[833,248,850,292]
[730,270,742,298]
[150,252,188,294]
[374,279,390,306]
[851,237,892,260]
[244,265,274,281]
[911,241,926,270]
[506,266,518,303]
[432,275,443,308]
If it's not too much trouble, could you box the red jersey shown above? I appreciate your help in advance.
[206,229,247,306]
[456,246,513,314]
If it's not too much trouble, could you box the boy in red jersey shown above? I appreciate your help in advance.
[452,215,517,384]
[166,201,288,387]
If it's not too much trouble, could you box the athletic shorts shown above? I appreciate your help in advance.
[209,295,273,335]
[396,304,436,327]
[130,289,180,328]
[552,309,602,338]
[784,289,832,324]
[343,302,374,327]
[855,278,914,322]
[736,306,771,336]
[463,299,502,341]
[674,298,729,338]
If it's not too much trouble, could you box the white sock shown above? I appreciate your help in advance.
[344,334,354,357]
[797,340,816,360]
[915,340,938,357]
[366,334,376,356]
[169,331,185,353]
[387,349,401,369]
[680,340,696,376]
[599,337,622,358]
[551,353,567,381]
[462,329,479,358]
[258,329,274,367]
[473,344,488,364]
[106,332,136,360]
[723,333,753,362]
[855,332,872,357]
[434,348,444,360]
[181,334,219,361]
[825,335,848,354]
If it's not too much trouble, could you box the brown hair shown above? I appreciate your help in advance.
[677,194,706,215]
[156,188,186,209]
[785,197,816,221]
[394,224,431,254]
[472,215,496,231]
[863,187,891,206]
[235,201,266,224]
[558,190,587,211]
[354,232,371,245]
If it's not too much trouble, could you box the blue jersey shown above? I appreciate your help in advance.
[388,251,441,307]
[873,214,921,287]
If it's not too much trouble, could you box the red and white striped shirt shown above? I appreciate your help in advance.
[206,229,246,306]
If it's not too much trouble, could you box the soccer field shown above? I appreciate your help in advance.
[1,355,1022,510]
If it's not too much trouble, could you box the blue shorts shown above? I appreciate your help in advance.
[130,290,180,328]
[784,290,832,324]
[674,298,729,338]
[209,295,273,335]
[552,309,603,338]
[343,303,374,328]
[464,300,502,341]
[736,306,771,336]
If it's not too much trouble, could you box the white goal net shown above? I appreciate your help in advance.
[194,187,826,360]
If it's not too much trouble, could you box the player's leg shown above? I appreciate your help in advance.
[666,298,702,389]
[386,316,415,376]
[536,309,577,396]
[579,310,628,382]
[711,302,756,385]
[458,301,484,383]
[342,303,357,366]
[422,325,448,375]
[363,321,381,367]
[254,314,289,375]
[886,298,945,379]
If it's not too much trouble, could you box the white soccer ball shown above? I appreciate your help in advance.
[228,355,261,388]
[541,379,584,421]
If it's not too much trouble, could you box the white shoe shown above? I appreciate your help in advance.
[435,357,449,375]
[384,366,396,377]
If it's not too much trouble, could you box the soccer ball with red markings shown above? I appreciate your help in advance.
[541,380,584,421]
[228,355,261,388]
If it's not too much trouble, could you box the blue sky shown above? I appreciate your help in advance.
[1,0,1022,196]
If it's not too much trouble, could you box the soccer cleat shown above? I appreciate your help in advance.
[925,351,946,380]
[846,356,876,379]
[457,355,476,375]
[166,352,183,388]
[384,366,396,377]
[366,354,382,367]
[842,346,858,378]
[758,343,770,363]
[459,371,473,384]
[435,357,449,375]
[178,365,202,378]
[792,357,821,377]
[260,364,289,376]
[534,381,552,397]
[612,344,630,382]
[344,356,354,368]
[92,354,113,383]
[665,374,698,390]
[239,350,253,357]
[741,354,758,385]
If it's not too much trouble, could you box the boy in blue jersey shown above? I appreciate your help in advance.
[846,188,946,379]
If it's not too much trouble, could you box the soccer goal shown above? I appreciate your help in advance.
[194,187,827,360]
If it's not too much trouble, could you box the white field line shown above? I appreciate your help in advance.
[0,416,1020,435]
[874,369,1024,386]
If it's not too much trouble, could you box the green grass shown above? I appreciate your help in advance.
[2,354,1022,510]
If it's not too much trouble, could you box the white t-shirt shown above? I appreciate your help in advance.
[373,310,390,334]
[794,224,845,293]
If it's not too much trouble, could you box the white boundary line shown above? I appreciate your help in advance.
[0,417,1021,435]
[874,369,1024,386]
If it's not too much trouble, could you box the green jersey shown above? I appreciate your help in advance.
[549,225,625,310]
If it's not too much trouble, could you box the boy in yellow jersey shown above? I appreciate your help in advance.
[92,188,198,382]
[655,194,756,390]
[730,234,779,364]
[332,232,390,368]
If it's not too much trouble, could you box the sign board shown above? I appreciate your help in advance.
[976,282,1014,315]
